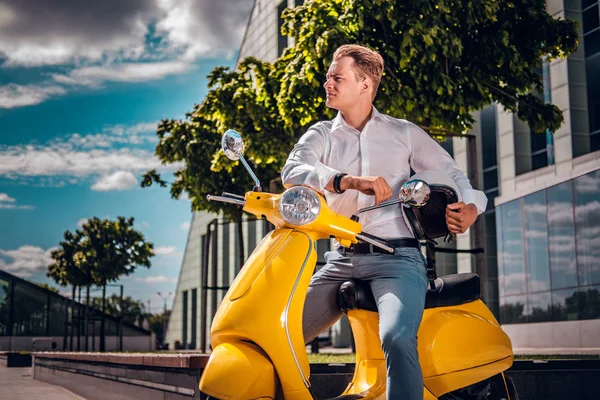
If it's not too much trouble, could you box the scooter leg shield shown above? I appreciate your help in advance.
[199,342,277,399]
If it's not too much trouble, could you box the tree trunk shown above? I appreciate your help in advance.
[84,286,90,351]
[77,286,81,351]
[100,285,106,352]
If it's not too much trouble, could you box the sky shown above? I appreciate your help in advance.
[0,0,254,313]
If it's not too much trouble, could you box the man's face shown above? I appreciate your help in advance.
[323,56,366,111]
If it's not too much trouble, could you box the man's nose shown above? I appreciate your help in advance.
[323,79,332,89]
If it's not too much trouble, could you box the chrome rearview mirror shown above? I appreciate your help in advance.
[399,179,430,207]
[222,129,245,161]
[221,129,261,191]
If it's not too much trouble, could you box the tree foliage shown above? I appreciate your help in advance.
[48,217,154,287]
[143,0,578,218]
[91,294,148,326]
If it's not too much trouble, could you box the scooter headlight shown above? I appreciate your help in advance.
[279,186,321,226]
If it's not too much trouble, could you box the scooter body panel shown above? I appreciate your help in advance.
[205,228,316,398]
[199,342,277,399]
[419,299,514,396]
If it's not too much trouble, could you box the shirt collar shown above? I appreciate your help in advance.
[331,106,382,134]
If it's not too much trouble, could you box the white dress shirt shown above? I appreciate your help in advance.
[281,107,488,239]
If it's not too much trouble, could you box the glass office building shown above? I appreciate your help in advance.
[0,269,151,352]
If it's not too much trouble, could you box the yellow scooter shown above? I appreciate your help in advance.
[199,130,518,400]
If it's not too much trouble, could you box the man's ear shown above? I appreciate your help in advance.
[361,78,372,95]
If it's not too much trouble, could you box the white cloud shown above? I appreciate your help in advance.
[0,84,66,109]
[0,1,254,108]
[0,122,182,188]
[0,193,15,202]
[0,192,33,210]
[180,221,191,231]
[0,245,56,278]
[136,275,170,284]
[154,246,177,256]
[77,218,89,228]
[91,171,138,191]
[52,61,193,87]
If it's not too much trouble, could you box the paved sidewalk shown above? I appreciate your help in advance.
[0,364,86,400]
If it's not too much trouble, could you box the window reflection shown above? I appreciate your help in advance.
[0,277,9,335]
[500,295,527,324]
[496,211,505,298]
[573,170,600,286]
[526,292,552,323]
[579,286,600,320]
[12,283,47,336]
[524,192,551,292]
[552,288,580,321]
[547,181,578,289]
[501,200,526,295]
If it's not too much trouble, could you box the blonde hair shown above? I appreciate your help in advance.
[333,44,384,97]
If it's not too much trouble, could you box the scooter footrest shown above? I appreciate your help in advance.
[325,395,365,400]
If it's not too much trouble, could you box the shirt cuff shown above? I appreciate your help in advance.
[461,189,488,215]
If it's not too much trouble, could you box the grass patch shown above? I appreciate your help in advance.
[306,353,600,363]
[307,353,355,363]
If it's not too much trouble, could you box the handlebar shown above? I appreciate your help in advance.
[206,195,246,206]
[356,233,395,253]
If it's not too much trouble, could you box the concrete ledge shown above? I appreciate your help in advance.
[32,353,600,400]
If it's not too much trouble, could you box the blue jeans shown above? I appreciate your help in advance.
[302,246,429,400]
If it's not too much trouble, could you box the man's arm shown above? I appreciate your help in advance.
[281,127,393,204]
[281,127,340,193]
[407,122,488,233]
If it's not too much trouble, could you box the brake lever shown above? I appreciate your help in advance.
[355,233,394,253]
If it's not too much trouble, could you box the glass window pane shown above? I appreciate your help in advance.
[501,200,526,295]
[583,0,598,10]
[592,132,600,152]
[547,182,578,289]
[586,54,600,133]
[496,211,505,298]
[12,283,47,336]
[48,296,67,336]
[483,169,498,192]
[526,292,552,323]
[579,285,600,320]
[573,170,600,286]
[583,5,600,35]
[524,191,551,292]
[584,29,600,57]
[0,277,10,335]
[500,295,527,324]
[552,288,580,321]
[532,152,548,171]
[481,105,498,169]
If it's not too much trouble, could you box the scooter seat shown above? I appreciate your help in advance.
[337,273,481,312]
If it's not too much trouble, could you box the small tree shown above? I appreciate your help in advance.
[78,216,154,351]
[91,294,147,326]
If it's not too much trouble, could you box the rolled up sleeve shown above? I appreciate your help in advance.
[407,123,488,214]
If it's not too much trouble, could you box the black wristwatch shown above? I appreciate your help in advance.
[333,173,348,194]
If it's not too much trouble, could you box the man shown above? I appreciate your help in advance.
[281,44,487,399]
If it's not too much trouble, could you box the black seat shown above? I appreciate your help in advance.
[337,273,481,312]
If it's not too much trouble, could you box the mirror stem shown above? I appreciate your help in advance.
[237,152,261,191]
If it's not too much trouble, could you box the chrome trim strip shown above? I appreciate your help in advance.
[283,231,313,388]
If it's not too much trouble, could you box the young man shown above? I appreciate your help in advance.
[281,45,487,399]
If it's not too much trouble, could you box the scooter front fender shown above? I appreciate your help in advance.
[199,342,277,399]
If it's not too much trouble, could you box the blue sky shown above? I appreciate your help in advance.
[0,0,254,313]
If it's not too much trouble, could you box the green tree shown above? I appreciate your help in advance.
[48,218,154,351]
[148,309,171,349]
[91,294,148,326]
[143,0,577,255]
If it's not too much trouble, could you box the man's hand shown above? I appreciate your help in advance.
[342,175,392,205]
[446,202,478,234]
